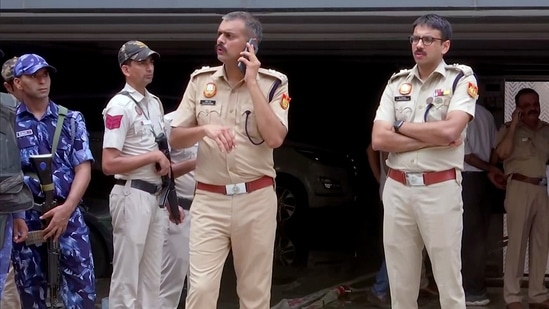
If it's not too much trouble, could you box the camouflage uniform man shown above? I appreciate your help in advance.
[0,54,25,308]
[12,54,96,308]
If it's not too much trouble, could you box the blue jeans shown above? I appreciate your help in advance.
[372,259,389,297]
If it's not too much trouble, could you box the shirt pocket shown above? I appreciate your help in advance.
[133,117,156,142]
[239,104,261,141]
[394,101,414,122]
[196,103,222,126]
[425,96,451,122]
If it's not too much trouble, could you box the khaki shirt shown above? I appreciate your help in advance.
[102,83,165,184]
[171,66,289,185]
[374,60,477,172]
[496,121,549,178]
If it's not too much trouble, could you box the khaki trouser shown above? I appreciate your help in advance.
[160,209,191,309]
[0,263,21,309]
[383,177,465,309]
[185,186,277,309]
[108,184,165,309]
[503,179,549,304]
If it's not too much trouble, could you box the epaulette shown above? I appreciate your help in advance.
[258,68,288,83]
[389,68,412,82]
[446,63,474,77]
[190,65,219,78]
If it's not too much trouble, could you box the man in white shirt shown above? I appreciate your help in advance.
[461,103,501,306]
[159,112,198,309]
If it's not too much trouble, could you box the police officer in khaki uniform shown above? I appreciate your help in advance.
[170,11,290,309]
[372,14,477,309]
[102,40,172,309]
[494,88,549,309]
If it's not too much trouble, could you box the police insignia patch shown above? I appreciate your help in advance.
[399,83,412,95]
[280,94,291,110]
[467,82,479,99]
[203,82,217,98]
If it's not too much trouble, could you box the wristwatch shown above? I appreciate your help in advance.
[393,120,404,133]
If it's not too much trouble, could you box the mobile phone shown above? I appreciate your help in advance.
[238,38,259,73]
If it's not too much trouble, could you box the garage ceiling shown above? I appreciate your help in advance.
[1,9,549,59]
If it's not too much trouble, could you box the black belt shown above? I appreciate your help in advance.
[114,179,161,195]
[177,197,192,210]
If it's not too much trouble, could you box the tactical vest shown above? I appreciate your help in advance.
[0,92,34,214]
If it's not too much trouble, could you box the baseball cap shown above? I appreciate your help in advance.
[1,57,18,82]
[14,53,57,78]
[118,40,160,67]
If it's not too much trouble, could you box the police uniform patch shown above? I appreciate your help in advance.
[399,83,412,95]
[467,82,479,99]
[280,94,291,110]
[203,82,217,98]
[106,114,123,130]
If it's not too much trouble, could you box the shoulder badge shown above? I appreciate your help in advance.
[467,82,479,99]
[190,65,219,78]
[258,68,288,83]
[446,63,474,77]
[389,68,412,83]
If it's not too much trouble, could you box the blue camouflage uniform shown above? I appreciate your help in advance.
[12,54,96,308]
[0,212,24,299]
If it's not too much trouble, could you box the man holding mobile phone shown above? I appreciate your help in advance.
[170,10,290,309]
[493,88,549,309]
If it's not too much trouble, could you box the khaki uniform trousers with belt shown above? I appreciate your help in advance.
[185,183,277,309]
[504,178,549,304]
[108,181,165,309]
[383,172,465,309]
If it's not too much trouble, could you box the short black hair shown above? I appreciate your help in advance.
[222,11,263,44]
[515,88,539,106]
[412,14,453,41]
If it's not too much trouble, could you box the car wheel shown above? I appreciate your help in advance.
[275,177,309,267]
[89,227,109,278]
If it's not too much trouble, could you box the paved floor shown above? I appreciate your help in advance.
[94,251,520,309]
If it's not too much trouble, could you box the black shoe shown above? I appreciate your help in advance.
[367,290,391,309]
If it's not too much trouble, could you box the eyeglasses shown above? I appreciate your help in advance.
[409,35,444,46]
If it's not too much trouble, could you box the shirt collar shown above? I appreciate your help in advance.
[122,83,151,104]
[16,100,56,119]
[410,60,448,81]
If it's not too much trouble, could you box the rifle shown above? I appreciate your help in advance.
[28,154,63,308]
[156,133,182,224]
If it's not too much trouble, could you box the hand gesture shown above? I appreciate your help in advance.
[511,108,522,125]
[40,203,73,241]
[13,218,28,243]
[449,137,463,147]
[155,151,171,176]
[168,206,185,225]
[487,166,506,190]
[239,41,261,82]
[204,125,236,153]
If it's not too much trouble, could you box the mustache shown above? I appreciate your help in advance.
[215,44,226,52]
[527,109,540,115]
[414,49,426,55]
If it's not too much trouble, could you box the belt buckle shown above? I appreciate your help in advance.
[225,182,247,195]
[405,172,425,186]
[540,178,548,186]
